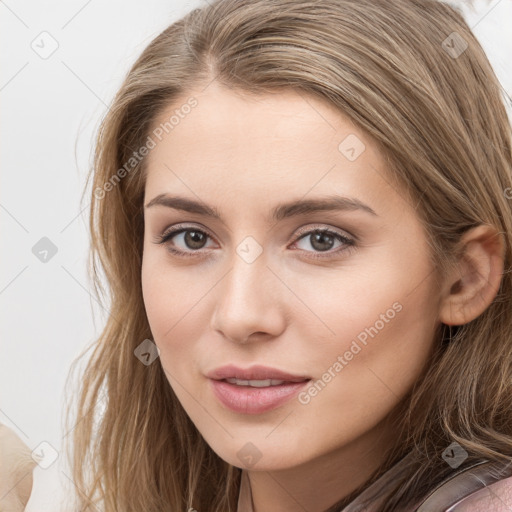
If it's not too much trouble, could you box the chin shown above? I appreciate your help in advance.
[207,435,314,471]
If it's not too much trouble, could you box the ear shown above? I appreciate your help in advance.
[439,224,505,326]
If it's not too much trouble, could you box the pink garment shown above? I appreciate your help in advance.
[447,475,512,511]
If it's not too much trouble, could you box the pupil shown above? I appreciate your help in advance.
[185,231,206,249]
[311,231,334,251]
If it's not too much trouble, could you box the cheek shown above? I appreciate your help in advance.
[297,270,439,424]
[141,252,212,366]
[291,248,439,403]
[288,254,435,352]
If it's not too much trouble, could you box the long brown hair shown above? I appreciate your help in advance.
[64,1,512,510]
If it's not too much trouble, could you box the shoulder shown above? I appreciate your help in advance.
[449,475,512,512]
[0,423,37,511]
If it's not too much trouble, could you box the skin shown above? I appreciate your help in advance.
[140,82,503,512]
[0,424,37,512]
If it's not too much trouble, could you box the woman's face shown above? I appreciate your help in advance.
[141,83,442,474]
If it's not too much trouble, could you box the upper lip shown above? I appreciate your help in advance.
[207,364,311,382]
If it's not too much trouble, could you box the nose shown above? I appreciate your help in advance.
[210,250,287,344]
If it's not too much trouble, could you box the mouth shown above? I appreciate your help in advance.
[206,364,311,383]
[222,377,304,387]
[206,365,312,414]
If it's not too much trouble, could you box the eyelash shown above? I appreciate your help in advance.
[152,223,356,260]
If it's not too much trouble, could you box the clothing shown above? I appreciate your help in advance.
[236,452,512,512]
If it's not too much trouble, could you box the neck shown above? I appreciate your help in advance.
[246,414,400,512]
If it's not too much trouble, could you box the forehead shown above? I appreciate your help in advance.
[147,82,364,158]
[143,83,400,217]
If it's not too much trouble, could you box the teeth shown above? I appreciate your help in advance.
[225,378,286,387]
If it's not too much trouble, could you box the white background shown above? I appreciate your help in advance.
[1,0,511,510]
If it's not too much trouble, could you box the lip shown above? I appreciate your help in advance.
[206,364,311,382]
[206,364,311,414]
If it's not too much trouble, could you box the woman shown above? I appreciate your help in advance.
[64,0,512,510]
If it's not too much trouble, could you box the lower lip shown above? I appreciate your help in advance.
[209,379,310,414]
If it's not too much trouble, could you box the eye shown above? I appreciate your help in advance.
[153,224,216,258]
[290,226,355,259]
[152,223,356,260]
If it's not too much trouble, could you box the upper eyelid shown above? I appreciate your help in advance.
[159,222,355,245]
[160,223,216,242]
[294,224,355,240]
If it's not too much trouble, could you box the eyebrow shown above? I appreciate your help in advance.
[144,193,377,221]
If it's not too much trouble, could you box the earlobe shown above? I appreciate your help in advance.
[439,224,505,326]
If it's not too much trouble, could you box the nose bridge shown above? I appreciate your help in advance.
[221,247,272,317]
[226,249,268,305]
[211,242,285,342]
